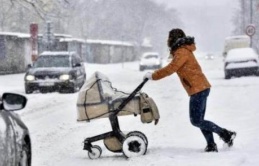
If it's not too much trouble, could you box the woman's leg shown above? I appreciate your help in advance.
[189,89,222,144]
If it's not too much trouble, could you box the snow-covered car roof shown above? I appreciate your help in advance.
[225,48,259,62]
[40,51,76,56]
[142,52,160,58]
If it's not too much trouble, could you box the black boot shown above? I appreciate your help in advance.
[204,143,218,152]
[219,129,236,147]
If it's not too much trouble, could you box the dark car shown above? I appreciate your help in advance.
[224,48,259,79]
[0,93,31,166]
[24,51,86,93]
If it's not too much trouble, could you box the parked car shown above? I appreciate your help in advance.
[139,52,162,71]
[0,93,31,166]
[24,51,86,93]
[224,47,259,79]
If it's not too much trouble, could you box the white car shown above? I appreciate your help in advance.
[224,47,259,79]
[139,52,162,71]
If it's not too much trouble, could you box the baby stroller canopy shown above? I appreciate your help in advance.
[77,72,139,121]
[77,71,160,123]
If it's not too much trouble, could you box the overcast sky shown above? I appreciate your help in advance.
[152,0,239,53]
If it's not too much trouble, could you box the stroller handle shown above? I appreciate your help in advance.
[139,78,149,89]
[113,78,149,115]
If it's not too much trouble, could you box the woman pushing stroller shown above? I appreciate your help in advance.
[143,28,236,152]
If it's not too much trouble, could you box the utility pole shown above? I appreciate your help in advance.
[249,0,253,48]
[250,0,253,24]
[43,21,55,51]
[242,0,245,32]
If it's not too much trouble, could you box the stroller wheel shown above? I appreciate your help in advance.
[122,134,147,158]
[127,131,148,148]
[88,145,102,159]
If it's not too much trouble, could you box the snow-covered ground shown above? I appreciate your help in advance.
[1,53,259,166]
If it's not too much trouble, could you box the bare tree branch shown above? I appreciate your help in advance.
[8,0,71,20]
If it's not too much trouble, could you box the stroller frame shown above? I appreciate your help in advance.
[83,78,149,157]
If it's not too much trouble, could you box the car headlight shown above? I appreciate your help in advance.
[26,75,35,81]
[59,74,70,80]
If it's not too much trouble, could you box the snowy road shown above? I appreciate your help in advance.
[1,54,259,166]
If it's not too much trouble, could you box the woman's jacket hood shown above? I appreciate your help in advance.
[170,36,195,53]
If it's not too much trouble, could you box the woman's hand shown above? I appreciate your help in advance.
[143,72,153,80]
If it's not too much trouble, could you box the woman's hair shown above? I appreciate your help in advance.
[167,28,195,52]
[167,28,186,48]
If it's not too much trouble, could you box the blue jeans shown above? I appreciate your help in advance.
[189,88,223,145]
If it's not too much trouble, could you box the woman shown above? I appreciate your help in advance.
[143,28,236,152]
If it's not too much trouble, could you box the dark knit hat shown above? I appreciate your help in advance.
[168,28,186,48]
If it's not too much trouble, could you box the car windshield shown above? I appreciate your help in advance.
[33,55,70,68]
[144,55,158,59]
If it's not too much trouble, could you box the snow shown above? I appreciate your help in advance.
[225,48,259,62]
[60,38,134,46]
[40,51,75,56]
[0,32,30,38]
[1,53,259,166]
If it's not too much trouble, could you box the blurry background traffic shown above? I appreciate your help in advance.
[0,0,258,77]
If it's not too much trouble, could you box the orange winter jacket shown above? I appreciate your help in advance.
[152,44,211,96]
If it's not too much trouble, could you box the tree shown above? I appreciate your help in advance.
[233,0,259,52]
[65,0,181,55]
[0,0,14,31]
[1,0,182,56]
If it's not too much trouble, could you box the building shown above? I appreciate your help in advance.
[0,32,31,74]
[0,31,153,74]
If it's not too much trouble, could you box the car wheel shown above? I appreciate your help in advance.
[69,84,78,93]
[225,74,231,79]
[139,66,144,71]
[19,141,31,166]
[224,71,231,79]
[253,70,258,76]
[25,86,33,94]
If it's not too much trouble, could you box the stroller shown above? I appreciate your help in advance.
[76,72,160,159]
